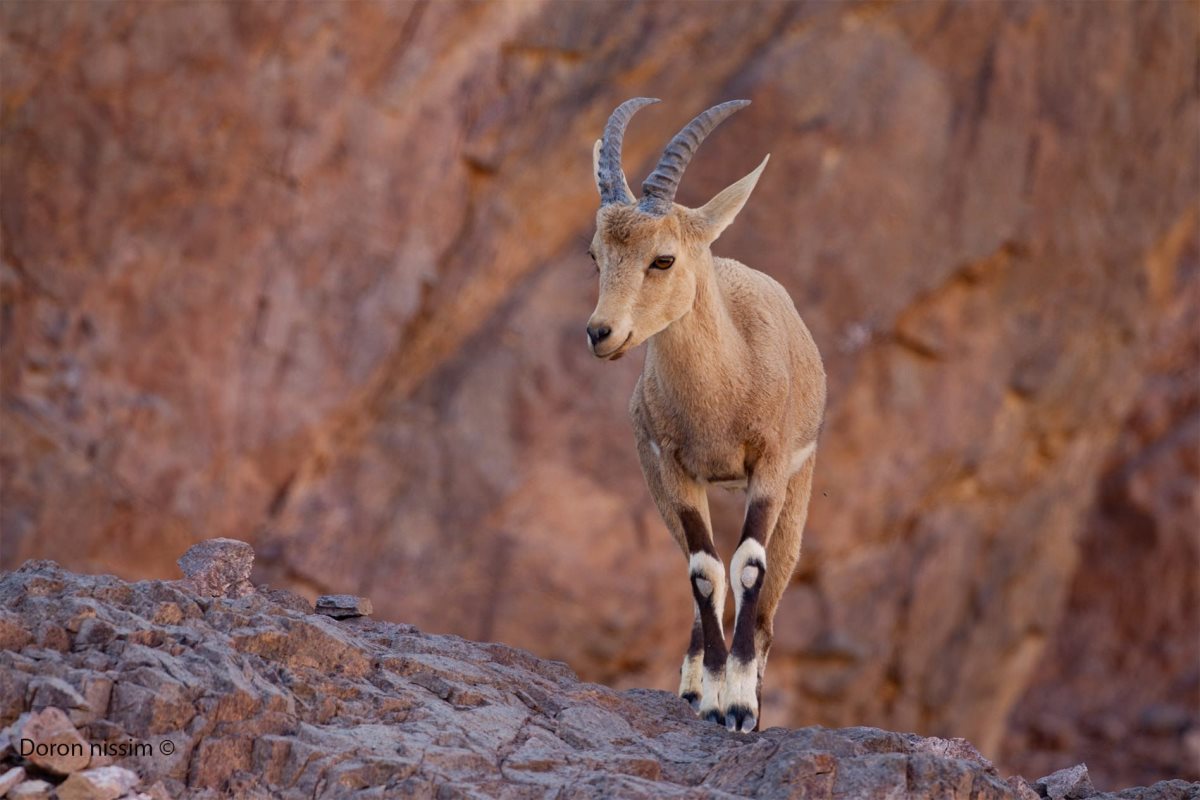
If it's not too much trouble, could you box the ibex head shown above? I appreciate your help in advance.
[586,98,768,359]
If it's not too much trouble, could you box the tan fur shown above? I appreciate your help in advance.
[588,125,826,730]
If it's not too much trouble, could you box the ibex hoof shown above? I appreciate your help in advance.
[680,691,701,711]
[724,705,757,733]
[702,708,725,726]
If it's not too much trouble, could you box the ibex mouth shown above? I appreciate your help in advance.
[598,332,634,361]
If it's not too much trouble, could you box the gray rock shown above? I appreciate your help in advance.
[8,779,54,800]
[1037,764,1097,800]
[57,766,141,800]
[314,594,373,619]
[910,734,996,768]
[15,706,90,775]
[1108,781,1200,800]
[176,539,255,598]
[1009,776,1044,800]
[30,676,87,717]
[0,766,27,795]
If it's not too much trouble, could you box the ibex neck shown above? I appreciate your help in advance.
[647,258,743,383]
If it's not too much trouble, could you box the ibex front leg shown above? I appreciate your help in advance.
[633,432,727,723]
[680,506,728,723]
[724,468,786,732]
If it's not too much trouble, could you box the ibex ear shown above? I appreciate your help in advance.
[697,155,769,243]
[593,139,635,202]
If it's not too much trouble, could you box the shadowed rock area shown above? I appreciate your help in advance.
[0,548,1197,800]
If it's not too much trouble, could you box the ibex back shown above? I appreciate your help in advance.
[586,98,826,732]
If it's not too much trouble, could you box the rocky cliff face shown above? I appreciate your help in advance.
[1002,245,1200,785]
[1,0,1197,788]
[0,549,1196,800]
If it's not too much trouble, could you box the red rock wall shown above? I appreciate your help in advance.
[2,0,1196,786]
[1002,227,1200,787]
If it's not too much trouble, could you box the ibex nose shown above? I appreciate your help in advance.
[587,324,612,346]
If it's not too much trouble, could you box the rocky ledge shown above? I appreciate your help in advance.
[0,542,1195,800]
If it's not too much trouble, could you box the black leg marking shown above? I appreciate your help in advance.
[692,575,728,673]
[729,563,764,664]
[680,615,703,709]
[740,498,772,547]
[730,498,771,665]
[679,507,717,557]
[687,614,703,658]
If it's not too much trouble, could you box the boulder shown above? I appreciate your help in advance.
[57,766,141,800]
[13,707,89,775]
[1037,764,1097,800]
[176,538,255,599]
[314,594,373,619]
[8,779,54,800]
[0,766,27,795]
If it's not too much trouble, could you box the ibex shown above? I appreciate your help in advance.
[586,98,826,732]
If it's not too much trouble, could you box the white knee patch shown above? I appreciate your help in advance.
[689,552,724,589]
[689,551,725,631]
[729,539,767,618]
[740,564,760,589]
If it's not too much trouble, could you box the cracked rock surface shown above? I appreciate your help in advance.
[1,558,1197,799]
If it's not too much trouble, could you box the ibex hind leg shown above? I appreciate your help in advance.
[679,605,704,709]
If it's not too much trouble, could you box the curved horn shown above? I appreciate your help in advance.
[596,97,660,206]
[639,99,750,215]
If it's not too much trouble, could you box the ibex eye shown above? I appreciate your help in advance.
[651,255,675,270]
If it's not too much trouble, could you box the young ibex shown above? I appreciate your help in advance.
[586,98,826,732]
